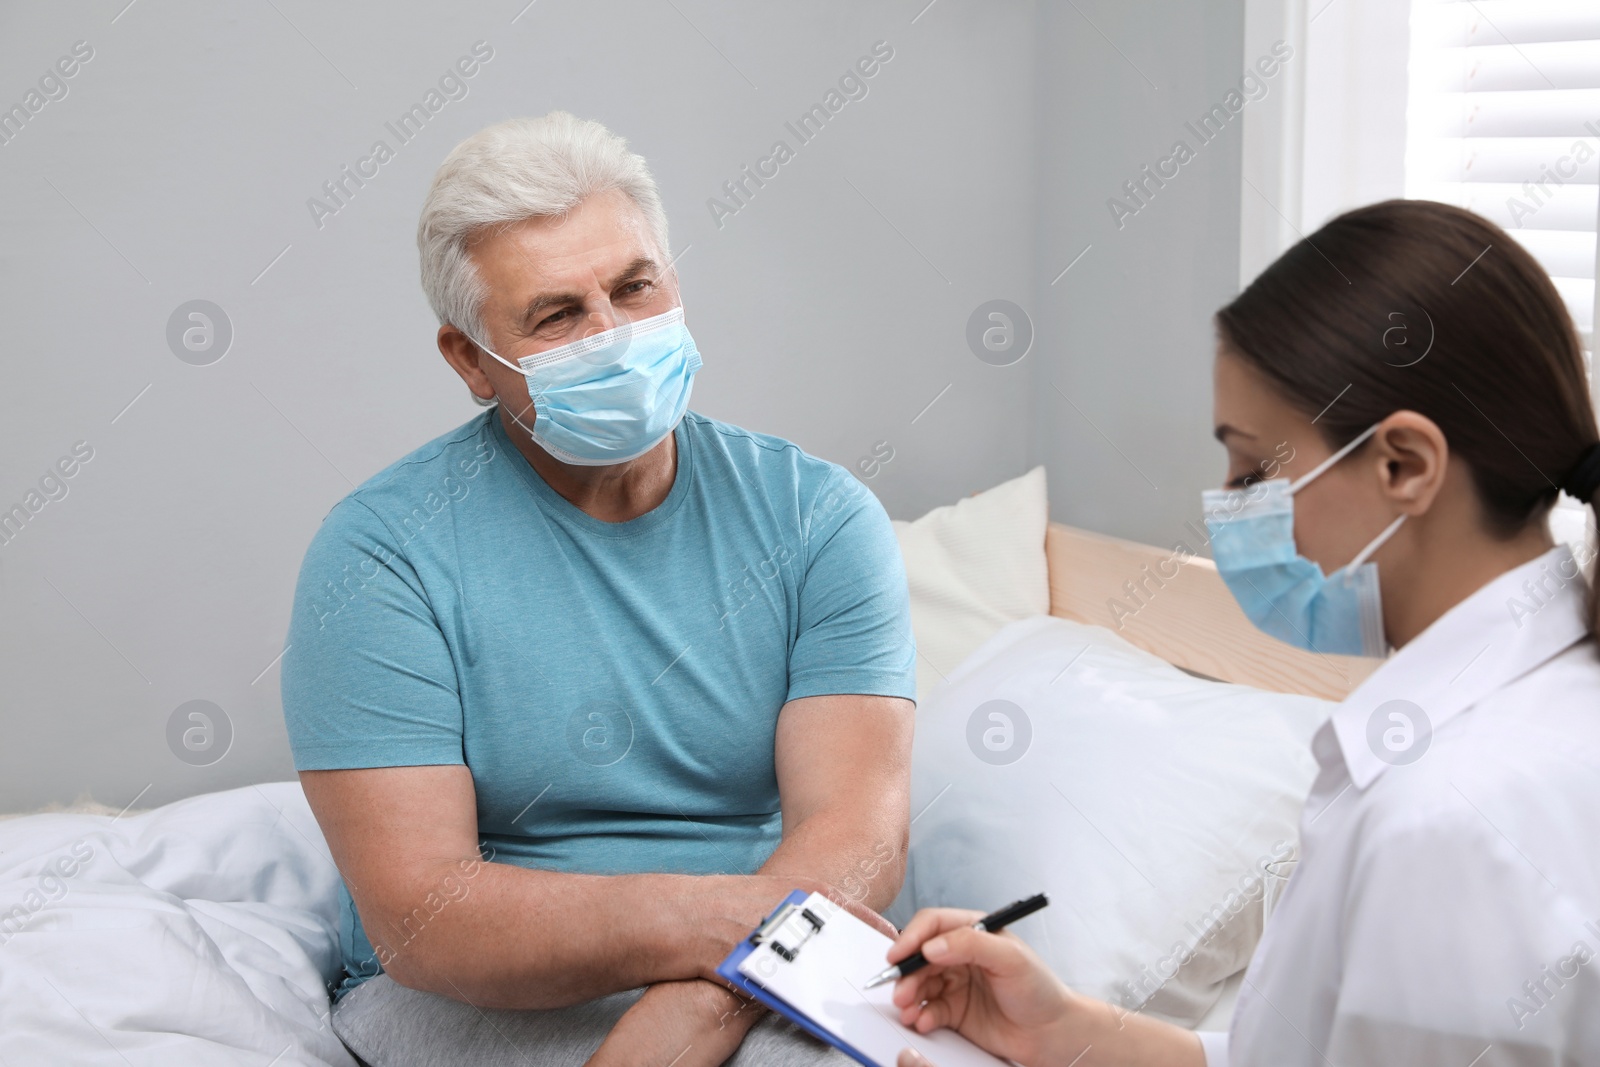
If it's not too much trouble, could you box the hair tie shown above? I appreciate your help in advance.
[1562,442,1600,502]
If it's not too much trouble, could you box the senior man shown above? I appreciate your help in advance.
[281,111,916,1067]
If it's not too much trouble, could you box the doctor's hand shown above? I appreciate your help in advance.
[887,907,1075,1067]
[889,908,1209,1067]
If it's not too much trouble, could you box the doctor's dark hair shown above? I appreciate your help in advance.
[1215,199,1599,632]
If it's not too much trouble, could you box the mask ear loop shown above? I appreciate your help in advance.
[468,334,543,438]
[1289,422,1382,495]
[1346,513,1407,570]
[477,342,528,376]
[1287,419,1407,574]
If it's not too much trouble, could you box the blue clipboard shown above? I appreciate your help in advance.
[716,890,881,1067]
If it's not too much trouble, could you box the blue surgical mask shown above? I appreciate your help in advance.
[476,306,702,466]
[1201,422,1406,657]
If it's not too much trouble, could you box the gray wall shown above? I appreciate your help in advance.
[0,0,1244,811]
[1031,1,1247,546]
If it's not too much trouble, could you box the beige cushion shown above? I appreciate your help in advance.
[892,466,1050,703]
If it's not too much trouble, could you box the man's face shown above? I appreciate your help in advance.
[464,187,678,406]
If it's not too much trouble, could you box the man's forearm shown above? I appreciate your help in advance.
[586,979,765,1067]
[374,862,701,1009]
[374,860,849,1011]
[757,692,914,918]
[755,806,908,914]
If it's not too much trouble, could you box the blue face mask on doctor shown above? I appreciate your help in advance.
[1202,422,1406,658]
[474,306,702,466]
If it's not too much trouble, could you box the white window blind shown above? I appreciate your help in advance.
[1405,0,1600,353]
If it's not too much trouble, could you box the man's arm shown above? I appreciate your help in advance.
[298,765,843,1010]
[757,692,914,909]
[583,692,915,1067]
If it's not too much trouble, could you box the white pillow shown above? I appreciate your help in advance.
[893,466,1049,703]
[0,783,355,1066]
[888,615,1330,1027]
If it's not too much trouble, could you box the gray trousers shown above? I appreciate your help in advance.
[331,974,855,1067]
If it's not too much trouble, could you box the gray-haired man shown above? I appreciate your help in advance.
[282,111,917,1065]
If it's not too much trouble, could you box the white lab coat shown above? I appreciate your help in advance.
[1202,545,1600,1067]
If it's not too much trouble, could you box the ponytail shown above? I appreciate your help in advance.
[1565,445,1600,634]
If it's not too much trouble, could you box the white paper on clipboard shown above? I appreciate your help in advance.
[738,892,1013,1067]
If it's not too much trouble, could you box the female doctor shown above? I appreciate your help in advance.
[892,200,1600,1066]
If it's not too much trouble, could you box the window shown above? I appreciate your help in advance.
[1405,0,1600,352]
[1240,0,1598,545]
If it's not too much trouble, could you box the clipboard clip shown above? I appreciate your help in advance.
[753,901,826,962]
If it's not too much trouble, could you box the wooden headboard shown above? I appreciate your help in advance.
[1045,522,1377,701]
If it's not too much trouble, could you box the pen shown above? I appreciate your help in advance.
[863,892,1049,989]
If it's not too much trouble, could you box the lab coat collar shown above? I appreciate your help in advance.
[1328,545,1591,791]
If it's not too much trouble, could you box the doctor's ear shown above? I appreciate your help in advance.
[1369,412,1449,516]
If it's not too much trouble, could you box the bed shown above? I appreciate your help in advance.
[0,482,1369,1065]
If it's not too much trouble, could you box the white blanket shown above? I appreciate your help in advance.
[0,782,356,1067]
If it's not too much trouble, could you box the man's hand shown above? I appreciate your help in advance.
[678,873,897,980]
[587,873,899,1067]
[585,980,761,1067]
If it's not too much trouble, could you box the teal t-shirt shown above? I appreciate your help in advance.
[280,408,916,993]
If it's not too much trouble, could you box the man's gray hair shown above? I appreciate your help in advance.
[417,111,671,352]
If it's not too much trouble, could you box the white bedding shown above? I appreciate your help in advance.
[0,781,355,1067]
[0,772,1244,1064]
